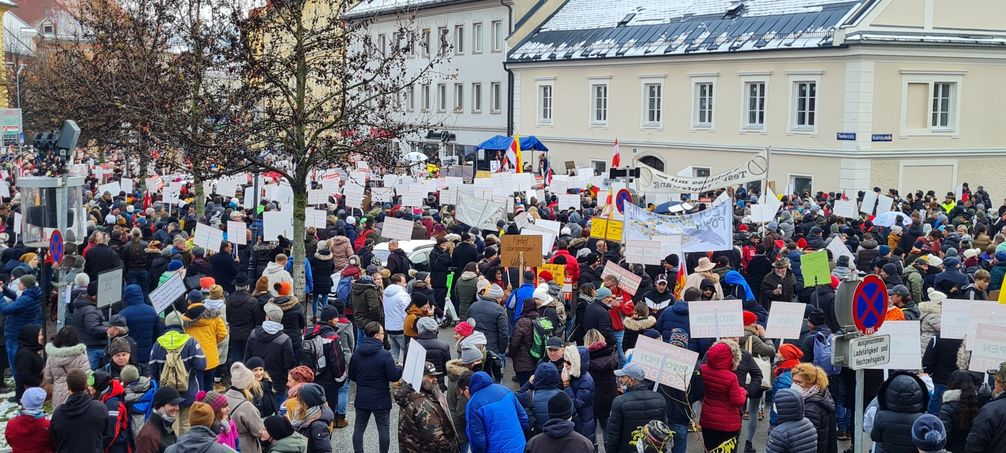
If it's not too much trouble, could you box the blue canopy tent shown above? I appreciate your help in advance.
[471,135,549,173]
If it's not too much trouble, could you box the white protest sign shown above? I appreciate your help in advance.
[193,223,223,254]
[343,183,366,209]
[515,173,535,192]
[966,302,1006,348]
[860,191,879,215]
[381,217,414,241]
[558,194,579,210]
[521,224,556,256]
[262,211,294,241]
[0,182,9,198]
[876,195,895,216]
[688,299,744,339]
[869,320,921,370]
[939,299,990,340]
[439,186,458,206]
[120,178,134,194]
[764,301,806,340]
[13,213,20,235]
[625,240,663,266]
[401,187,425,207]
[98,181,121,196]
[307,189,330,206]
[826,236,856,264]
[305,209,327,229]
[548,175,570,194]
[371,187,394,203]
[655,235,683,263]
[833,199,858,219]
[227,221,247,246]
[515,212,532,230]
[600,261,643,295]
[150,273,187,314]
[535,219,562,237]
[163,187,180,204]
[402,339,428,389]
[631,336,698,391]
[97,268,123,309]
[968,322,1006,373]
[146,176,164,193]
[749,204,778,224]
[241,186,256,208]
[215,180,238,198]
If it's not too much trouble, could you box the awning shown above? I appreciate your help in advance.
[471,135,549,156]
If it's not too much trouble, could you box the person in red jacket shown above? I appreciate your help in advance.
[602,275,634,366]
[5,387,53,453]
[549,243,580,285]
[700,340,748,452]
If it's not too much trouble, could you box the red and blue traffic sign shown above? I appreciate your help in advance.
[49,230,64,267]
[852,274,888,335]
[615,188,632,213]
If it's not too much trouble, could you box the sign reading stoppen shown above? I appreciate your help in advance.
[847,334,891,369]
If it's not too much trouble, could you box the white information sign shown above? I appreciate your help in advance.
[969,323,1006,373]
[227,221,247,246]
[688,299,743,339]
[848,334,891,370]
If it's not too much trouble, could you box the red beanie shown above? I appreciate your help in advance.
[739,224,749,232]
[538,270,554,282]
[743,311,758,326]
[454,321,474,337]
[797,238,808,249]
[779,343,804,361]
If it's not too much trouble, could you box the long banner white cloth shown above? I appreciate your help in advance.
[637,150,768,194]
[624,200,733,252]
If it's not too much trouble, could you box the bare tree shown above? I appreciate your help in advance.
[229,0,447,297]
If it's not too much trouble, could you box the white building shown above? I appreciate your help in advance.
[345,0,513,166]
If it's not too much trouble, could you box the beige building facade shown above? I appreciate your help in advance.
[506,0,1006,201]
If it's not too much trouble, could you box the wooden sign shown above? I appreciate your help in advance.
[500,235,543,267]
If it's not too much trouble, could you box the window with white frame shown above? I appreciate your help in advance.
[472,23,483,54]
[454,25,464,55]
[537,81,553,124]
[490,82,502,113]
[438,27,449,56]
[408,31,416,57]
[406,86,415,112]
[437,83,447,111]
[932,82,954,129]
[421,29,431,57]
[454,83,464,112]
[491,20,503,52]
[642,82,662,127]
[744,81,766,129]
[472,83,482,113]
[378,34,387,56]
[590,81,608,125]
[792,81,817,130]
[693,81,715,128]
[421,84,430,112]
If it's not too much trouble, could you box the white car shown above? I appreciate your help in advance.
[372,239,436,271]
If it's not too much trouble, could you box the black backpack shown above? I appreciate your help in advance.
[300,326,347,382]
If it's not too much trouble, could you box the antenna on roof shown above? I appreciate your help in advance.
[725,0,746,18]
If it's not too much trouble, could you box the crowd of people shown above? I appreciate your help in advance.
[1,170,1006,453]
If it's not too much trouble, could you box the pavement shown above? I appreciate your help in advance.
[331,325,863,452]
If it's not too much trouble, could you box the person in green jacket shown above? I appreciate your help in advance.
[454,263,480,319]
[264,415,309,453]
[159,259,186,287]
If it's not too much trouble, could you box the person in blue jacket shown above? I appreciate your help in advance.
[117,284,163,370]
[654,288,713,355]
[466,370,530,453]
[565,346,596,448]
[285,255,313,296]
[517,362,563,434]
[348,321,402,453]
[0,274,42,386]
[506,271,537,329]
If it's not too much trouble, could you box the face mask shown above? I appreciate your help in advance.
[791,383,803,392]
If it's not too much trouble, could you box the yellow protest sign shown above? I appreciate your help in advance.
[605,219,623,241]
[590,218,608,240]
[540,263,565,285]
[590,218,624,242]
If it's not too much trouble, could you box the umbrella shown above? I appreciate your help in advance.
[404,151,428,163]
[873,211,911,227]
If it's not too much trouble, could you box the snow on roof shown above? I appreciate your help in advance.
[510,0,867,63]
[344,0,473,19]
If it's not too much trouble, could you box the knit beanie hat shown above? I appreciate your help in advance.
[454,320,475,337]
[298,383,326,407]
[743,311,758,326]
[547,391,574,420]
[167,259,183,272]
[199,277,216,290]
[485,284,505,300]
[277,281,292,296]
[89,370,112,393]
[20,387,46,410]
[417,316,439,334]
[912,414,947,452]
[264,303,283,322]
[230,362,255,390]
[199,391,229,413]
[120,365,140,384]
[153,386,184,409]
[461,346,483,365]
[289,366,315,384]
[108,336,131,357]
[245,356,265,371]
[668,328,689,349]
[188,402,215,427]
[209,285,224,300]
[264,415,295,440]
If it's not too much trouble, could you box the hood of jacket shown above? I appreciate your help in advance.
[45,342,86,359]
[806,387,835,412]
[332,236,350,247]
[168,425,221,453]
[860,239,878,250]
[446,359,469,381]
[919,301,942,317]
[314,249,332,261]
[878,372,928,413]
[459,271,478,281]
[72,293,95,309]
[469,371,493,394]
[270,433,309,453]
[184,303,222,327]
[18,324,41,350]
[670,300,690,316]
[532,361,561,389]
[352,278,377,296]
[774,388,805,422]
[576,346,590,377]
[942,389,962,403]
[542,418,576,438]
[264,261,286,275]
[622,315,656,331]
[157,330,193,350]
[60,392,99,418]
[270,296,300,311]
[124,285,145,306]
[706,340,740,371]
[356,336,384,357]
[384,283,406,299]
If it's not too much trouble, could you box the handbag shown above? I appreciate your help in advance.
[746,336,772,390]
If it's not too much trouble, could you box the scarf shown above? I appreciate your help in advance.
[801,385,821,400]
[262,320,283,334]
[774,360,800,377]
[291,405,323,430]
[20,408,45,419]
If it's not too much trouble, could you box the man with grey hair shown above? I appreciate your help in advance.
[467,283,509,370]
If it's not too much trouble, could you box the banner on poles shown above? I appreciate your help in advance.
[636,150,768,194]
[624,201,732,252]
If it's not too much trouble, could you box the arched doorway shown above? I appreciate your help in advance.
[638,155,665,172]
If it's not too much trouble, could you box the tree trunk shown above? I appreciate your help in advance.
[291,183,307,303]
[194,175,205,217]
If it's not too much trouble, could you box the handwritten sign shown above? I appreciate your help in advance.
[764,301,806,340]
[800,250,831,287]
[631,336,699,391]
[227,221,247,246]
[833,199,858,219]
[97,268,123,309]
[500,235,543,267]
[869,320,921,370]
[193,223,223,254]
[968,322,1006,373]
[381,217,414,242]
[625,240,664,266]
[590,218,624,242]
[150,273,187,314]
[343,183,366,209]
[601,261,643,295]
[539,263,566,287]
[688,299,744,339]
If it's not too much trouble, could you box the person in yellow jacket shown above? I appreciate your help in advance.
[183,290,228,391]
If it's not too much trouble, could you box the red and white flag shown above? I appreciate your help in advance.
[611,138,621,168]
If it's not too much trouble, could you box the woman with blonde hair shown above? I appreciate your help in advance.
[244,357,278,417]
[791,363,837,453]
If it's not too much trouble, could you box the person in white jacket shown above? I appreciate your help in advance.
[383,273,412,363]
[262,254,293,296]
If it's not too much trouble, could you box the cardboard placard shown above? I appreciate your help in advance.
[688,299,744,339]
[601,261,642,295]
[500,235,543,267]
[631,335,699,391]
[307,189,330,206]
[558,194,579,210]
[305,209,327,229]
[262,211,294,241]
[227,221,247,246]
[193,223,223,254]
[539,263,566,286]
[590,218,624,242]
[800,250,831,287]
[764,301,806,340]
[833,199,858,219]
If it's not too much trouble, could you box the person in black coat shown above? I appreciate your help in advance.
[413,317,451,387]
[939,370,983,453]
[309,240,336,311]
[452,234,479,272]
[429,238,453,318]
[207,241,240,293]
[604,364,667,453]
[50,369,109,453]
[578,255,602,288]
[871,372,929,453]
[83,233,123,282]
[581,287,615,347]
[347,322,403,453]
[13,324,43,400]
[225,273,261,366]
[245,304,296,393]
